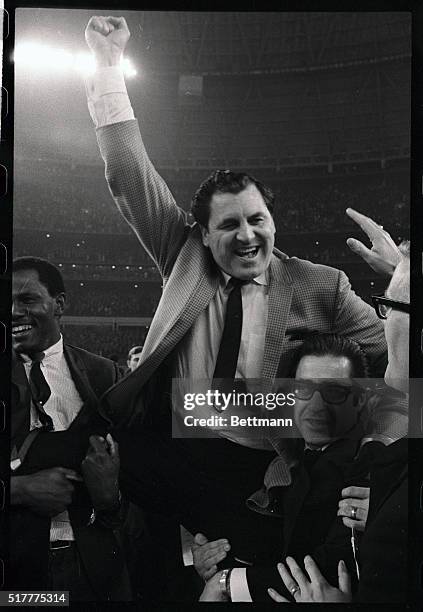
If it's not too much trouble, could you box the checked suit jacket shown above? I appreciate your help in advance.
[10,344,128,600]
[95,119,387,426]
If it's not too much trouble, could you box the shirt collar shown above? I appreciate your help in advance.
[220,269,268,288]
[304,443,330,452]
[21,335,64,364]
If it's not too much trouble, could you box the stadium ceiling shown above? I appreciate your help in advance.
[14,10,410,170]
[133,12,410,75]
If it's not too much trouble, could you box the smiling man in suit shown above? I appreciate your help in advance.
[10,256,130,601]
[81,17,390,599]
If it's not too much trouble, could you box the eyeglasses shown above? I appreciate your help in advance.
[371,294,410,320]
[293,381,361,405]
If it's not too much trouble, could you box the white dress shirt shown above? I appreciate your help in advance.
[22,336,83,541]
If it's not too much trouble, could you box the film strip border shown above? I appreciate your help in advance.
[411,5,423,606]
[0,2,421,606]
[0,3,12,591]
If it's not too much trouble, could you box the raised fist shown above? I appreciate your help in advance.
[85,16,130,66]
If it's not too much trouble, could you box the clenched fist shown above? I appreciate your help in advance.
[85,16,130,67]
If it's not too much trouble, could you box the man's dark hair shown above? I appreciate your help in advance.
[292,333,369,378]
[13,257,65,297]
[191,170,275,228]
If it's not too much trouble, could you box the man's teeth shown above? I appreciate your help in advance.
[12,325,32,334]
[236,247,259,258]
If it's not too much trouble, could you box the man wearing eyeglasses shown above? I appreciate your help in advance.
[197,333,375,601]
[267,217,409,604]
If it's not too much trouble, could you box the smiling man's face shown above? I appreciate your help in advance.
[200,183,276,280]
[12,268,64,356]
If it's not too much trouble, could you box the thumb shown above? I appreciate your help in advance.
[194,532,209,546]
[346,238,373,260]
[338,560,351,595]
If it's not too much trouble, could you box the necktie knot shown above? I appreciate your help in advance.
[229,277,248,290]
[30,351,45,364]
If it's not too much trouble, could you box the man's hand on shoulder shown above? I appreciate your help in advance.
[85,16,130,67]
[81,434,120,511]
[346,207,402,277]
[11,467,81,516]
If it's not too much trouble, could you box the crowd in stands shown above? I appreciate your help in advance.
[60,264,160,282]
[65,285,160,317]
[62,324,149,364]
[15,164,408,236]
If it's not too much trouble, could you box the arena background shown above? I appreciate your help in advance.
[13,10,410,365]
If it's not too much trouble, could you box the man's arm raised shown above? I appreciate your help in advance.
[85,16,188,278]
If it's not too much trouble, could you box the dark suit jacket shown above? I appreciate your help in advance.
[356,438,407,603]
[10,343,127,601]
[95,120,387,428]
[245,439,366,602]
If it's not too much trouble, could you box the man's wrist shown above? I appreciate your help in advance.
[92,487,121,512]
[92,50,122,68]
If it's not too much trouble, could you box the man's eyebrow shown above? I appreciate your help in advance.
[217,216,238,225]
[14,290,38,299]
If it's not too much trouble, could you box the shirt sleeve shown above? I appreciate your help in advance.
[85,66,135,128]
[230,567,253,602]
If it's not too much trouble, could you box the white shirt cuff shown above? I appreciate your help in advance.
[85,65,134,128]
[230,567,252,602]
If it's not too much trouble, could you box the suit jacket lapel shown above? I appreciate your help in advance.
[262,256,293,379]
[11,360,31,447]
[63,345,99,430]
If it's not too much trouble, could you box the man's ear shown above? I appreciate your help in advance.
[200,225,210,248]
[54,292,66,317]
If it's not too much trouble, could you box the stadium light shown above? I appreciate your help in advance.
[14,42,137,78]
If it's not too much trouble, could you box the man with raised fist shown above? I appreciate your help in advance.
[83,15,388,600]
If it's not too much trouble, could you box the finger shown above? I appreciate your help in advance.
[89,16,110,36]
[303,555,326,585]
[88,435,108,454]
[55,468,82,481]
[203,566,218,581]
[346,208,380,234]
[108,16,129,32]
[267,588,289,603]
[338,560,352,595]
[277,561,303,595]
[338,499,366,511]
[202,539,230,554]
[342,486,370,499]
[346,238,375,261]
[337,508,362,522]
[64,473,84,482]
[194,533,209,546]
[203,550,227,568]
[285,557,309,591]
[105,433,119,458]
[342,517,364,530]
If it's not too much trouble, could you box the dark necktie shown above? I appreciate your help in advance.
[29,352,54,431]
[303,448,321,472]
[213,278,245,384]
